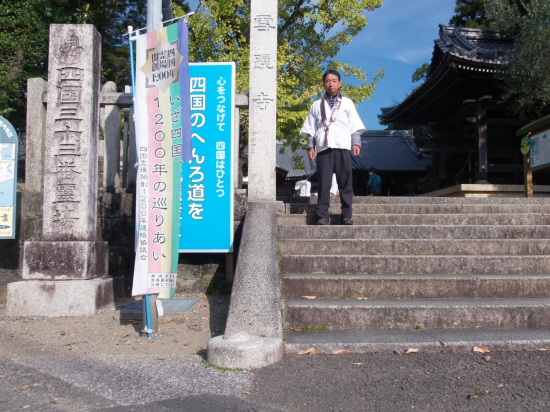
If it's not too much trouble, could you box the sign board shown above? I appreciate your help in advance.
[179,62,235,252]
[530,129,550,170]
[132,21,190,297]
[0,117,18,239]
[520,136,530,155]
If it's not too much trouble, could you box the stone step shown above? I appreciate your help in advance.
[284,203,550,215]
[278,239,550,256]
[278,224,550,240]
[280,255,550,275]
[281,274,550,299]
[283,328,550,354]
[277,213,550,226]
[279,196,550,205]
[283,298,550,330]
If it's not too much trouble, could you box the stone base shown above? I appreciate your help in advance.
[6,277,123,317]
[207,332,283,369]
[23,240,108,280]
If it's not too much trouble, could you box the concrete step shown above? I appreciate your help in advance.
[277,213,550,226]
[284,203,550,215]
[278,224,550,240]
[280,255,550,275]
[283,328,550,354]
[281,274,550,299]
[279,196,550,205]
[283,298,550,330]
[278,239,550,256]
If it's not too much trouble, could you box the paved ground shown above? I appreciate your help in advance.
[2,295,550,411]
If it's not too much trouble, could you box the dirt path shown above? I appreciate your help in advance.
[0,293,229,358]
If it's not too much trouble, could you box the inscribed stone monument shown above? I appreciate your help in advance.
[22,24,107,280]
[247,0,278,201]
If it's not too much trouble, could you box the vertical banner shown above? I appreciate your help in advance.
[180,63,235,252]
[132,21,191,297]
[0,117,18,239]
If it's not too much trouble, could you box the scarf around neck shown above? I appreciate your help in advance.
[320,91,342,146]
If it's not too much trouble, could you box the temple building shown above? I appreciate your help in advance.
[381,25,550,189]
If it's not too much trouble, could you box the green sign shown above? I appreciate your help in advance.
[520,136,530,155]
[0,117,18,239]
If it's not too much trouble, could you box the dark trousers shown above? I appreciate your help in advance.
[315,148,353,219]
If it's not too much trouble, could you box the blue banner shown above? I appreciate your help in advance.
[0,117,18,239]
[179,63,235,252]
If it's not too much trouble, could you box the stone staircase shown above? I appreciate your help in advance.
[277,197,550,353]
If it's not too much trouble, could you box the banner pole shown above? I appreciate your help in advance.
[128,25,153,340]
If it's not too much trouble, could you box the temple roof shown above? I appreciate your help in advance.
[381,25,515,126]
[353,130,431,172]
[274,130,430,180]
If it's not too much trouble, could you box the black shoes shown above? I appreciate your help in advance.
[316,218,330,225]
[342,217,353,226]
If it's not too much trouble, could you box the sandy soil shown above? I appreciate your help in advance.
[0,293,230,358]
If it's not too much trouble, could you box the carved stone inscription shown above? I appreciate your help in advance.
[43,25,101,241]
[248,1,278,200]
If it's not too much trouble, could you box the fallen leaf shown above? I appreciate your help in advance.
[197,304,203,308]
[15,386,29,392]
[468,392,484,400]
[483,355,492,362]
[331,349,347,355]
[356,297,368,300]
[297,348,316,355]
[61,331,66,336]
[240,390,251,395]
[301,296,317,300]
[405,348,419,354]
[497,383,504,388]
[201,316,210,320]
[473,346,491,353]
[62,342,76,347]
[287,327,301,332]
[537,348,549,351]
[352,362,363,365]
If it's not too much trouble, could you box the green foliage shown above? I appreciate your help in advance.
[0,0,78,128]
[449,0,495,28]
[487,0,550,115]
[412,63,430,83]
[0,0,187,130]
[184,0,385,151]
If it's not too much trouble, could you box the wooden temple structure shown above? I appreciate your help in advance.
[381,25,550,188]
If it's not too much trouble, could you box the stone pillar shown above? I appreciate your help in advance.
[25,78,48,194]
[9,24,115,317]
[247,0,277,201]
[99,81,122,192]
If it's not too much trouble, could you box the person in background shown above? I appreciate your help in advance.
[294,177,311,196]
[367,167,382,196]
[330,173,340,196]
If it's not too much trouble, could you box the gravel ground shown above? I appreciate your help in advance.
[3,293,550,411]
[0,293,229,357]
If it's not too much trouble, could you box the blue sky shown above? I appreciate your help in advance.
[339,0,457,130]
[186,0,457,130]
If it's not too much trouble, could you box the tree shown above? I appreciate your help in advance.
[179,0,385,151]
[0,0,188,130]
[487,0,550,116]
[0,0,80,129]
[449,0,494,29]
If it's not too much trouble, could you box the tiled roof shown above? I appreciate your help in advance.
[353,130,431,172]
[428,25,514,79]
[275,143,316,180]
[274,131,430,179]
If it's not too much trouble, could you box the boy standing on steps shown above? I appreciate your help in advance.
[300,69,365,226]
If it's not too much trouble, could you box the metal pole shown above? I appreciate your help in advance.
[147,0,163,32]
